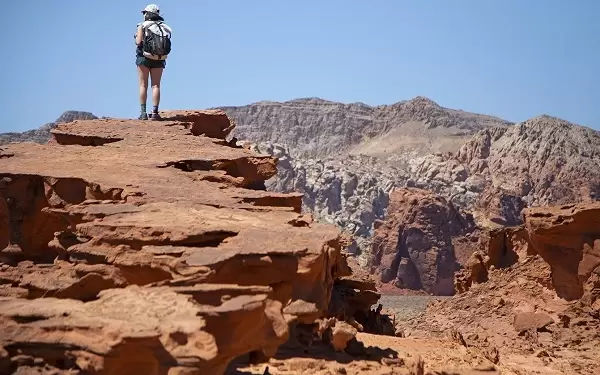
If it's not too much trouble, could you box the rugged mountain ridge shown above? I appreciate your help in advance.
[223,96,512,158]
[458,116,600,223]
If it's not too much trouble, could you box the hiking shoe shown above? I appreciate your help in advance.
[138,112,148,120]
[150,112,162,121]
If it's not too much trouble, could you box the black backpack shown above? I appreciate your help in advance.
[143,22,171,59]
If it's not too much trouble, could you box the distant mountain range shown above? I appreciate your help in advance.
[222,97,513,159]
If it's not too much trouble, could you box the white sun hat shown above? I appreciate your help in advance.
[142,4,160,14]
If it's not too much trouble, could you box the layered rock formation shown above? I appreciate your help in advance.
[456,116,600,225]
[0,112,360,374]
[0,111,97,145]
[405,202,600,374]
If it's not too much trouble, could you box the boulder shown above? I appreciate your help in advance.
[513,312,554,333]
[330,321,358,351]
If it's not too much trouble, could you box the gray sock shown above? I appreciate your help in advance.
[153,105,159,114]
[141,104,147,114]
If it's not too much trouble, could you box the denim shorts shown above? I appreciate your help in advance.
[136,56,166,69]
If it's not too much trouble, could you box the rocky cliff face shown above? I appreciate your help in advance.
[0,111,97,145]
[246,141,485,261]
[6,100,599,300]
[0,112,381,374]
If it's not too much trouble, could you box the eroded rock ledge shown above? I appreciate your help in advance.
[0,111,365,374]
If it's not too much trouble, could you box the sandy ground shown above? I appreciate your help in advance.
[229,333,502,375]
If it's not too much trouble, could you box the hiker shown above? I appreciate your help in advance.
[135,4,172,120]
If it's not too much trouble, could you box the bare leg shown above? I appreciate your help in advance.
[137,65,150,105]
[150,68,164,108]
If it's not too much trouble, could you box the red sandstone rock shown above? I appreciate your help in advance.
[409,254,600,374]
[411,201,600,374]
[524,203,600,300]
[455,226,532,293]
[0,285,287,374]
[513,312,554,333]
[328,255,392,335]
[160,109,236,139]
[454,251,488,293]
[331,321,358,351]
[484,226,531,268]
[0,113,348,374]
[0,261,126,301]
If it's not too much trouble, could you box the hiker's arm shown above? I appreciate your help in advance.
[135,25,143,45]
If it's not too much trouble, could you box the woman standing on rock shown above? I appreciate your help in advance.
[135,4,172,120]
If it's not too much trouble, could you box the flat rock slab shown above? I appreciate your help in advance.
[513,312,554,333]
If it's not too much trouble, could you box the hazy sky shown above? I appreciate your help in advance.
[2,1,599,132]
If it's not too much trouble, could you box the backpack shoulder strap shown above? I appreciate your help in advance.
[149,21,164,37]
